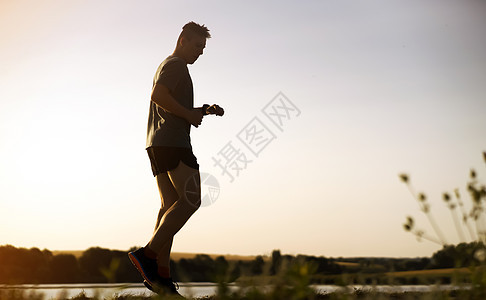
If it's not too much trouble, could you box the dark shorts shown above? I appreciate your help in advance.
[146,146,199,177]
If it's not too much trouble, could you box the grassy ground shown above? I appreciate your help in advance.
[1,266,484,299]
[0,289,476,300]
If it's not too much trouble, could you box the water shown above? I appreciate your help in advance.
[0,283,461,299]
[0,283,219,299]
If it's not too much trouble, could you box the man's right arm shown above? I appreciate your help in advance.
[151,83,203,127]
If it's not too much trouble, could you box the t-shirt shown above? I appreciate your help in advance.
[146,56,194,149]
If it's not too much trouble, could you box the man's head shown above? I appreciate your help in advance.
[174,22,211,64]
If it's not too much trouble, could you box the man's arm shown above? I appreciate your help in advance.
[197,104,225,116]
[151,83,203,127]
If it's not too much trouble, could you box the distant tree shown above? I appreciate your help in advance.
[79,247,114,282]
[430,242,486,269]
[176,254,215,282]
[270,250,282,275]
[304,255,341,275]
[49,254,80,283]
[193,254,215,281]
[250,255,265,275]
[176,258,191,281]
[29,248,52,283]
[112,249,140,283]
[213,256,229,279]
[1,245,28,283]
[404,258,431,271]
[229,260,242,281]
[0,245,53,284]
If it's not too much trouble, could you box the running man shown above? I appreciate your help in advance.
[128,22,224,296]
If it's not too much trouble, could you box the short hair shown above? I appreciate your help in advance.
[177,22,211,45]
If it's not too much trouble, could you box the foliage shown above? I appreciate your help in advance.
[0,245,52,284]
[400,151,486,245]
[0,247,347,285]
[396,151,486,297]
[2,245,470,285]
[429,242,486,269]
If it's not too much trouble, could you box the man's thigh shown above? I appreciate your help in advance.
[167,161,201,206]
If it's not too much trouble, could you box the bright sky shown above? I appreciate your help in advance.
[1,0,486,259]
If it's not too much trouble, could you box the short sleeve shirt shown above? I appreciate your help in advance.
[146,56,194,149]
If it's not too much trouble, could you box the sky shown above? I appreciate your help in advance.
[1,0,486,259]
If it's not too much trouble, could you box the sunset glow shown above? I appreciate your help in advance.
[1,0,486,259]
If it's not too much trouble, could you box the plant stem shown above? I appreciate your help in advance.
[455,190,477,241]
[412,230,443,245]
[425,213,447,245]
[450,205,466,243]
[405,184,447,245]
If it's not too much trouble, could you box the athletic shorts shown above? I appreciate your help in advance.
[146,146,199,177]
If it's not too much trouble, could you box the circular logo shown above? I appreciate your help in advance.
[184,172,220,208]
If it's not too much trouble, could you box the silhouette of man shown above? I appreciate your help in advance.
[129,21,224,296]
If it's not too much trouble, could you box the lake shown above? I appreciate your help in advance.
[0,283,460,299]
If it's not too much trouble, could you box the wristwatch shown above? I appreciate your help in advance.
[201,104,210,115]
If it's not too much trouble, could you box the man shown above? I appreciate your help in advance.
[128,22,224,296]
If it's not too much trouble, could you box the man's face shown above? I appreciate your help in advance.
[181,35,206,64]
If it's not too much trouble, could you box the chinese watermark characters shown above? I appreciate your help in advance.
[212,92,300,183]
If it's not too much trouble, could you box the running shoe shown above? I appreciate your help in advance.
[144,277,184,298]
[128,248,158,284]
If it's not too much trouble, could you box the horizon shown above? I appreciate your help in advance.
[1,0,486,259]
[6,244,450,259]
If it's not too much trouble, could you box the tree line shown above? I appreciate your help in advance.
[0,242,483,284]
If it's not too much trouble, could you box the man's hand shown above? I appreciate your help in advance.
[187,109,204,127]
[206,104,224,116]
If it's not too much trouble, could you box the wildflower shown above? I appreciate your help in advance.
[403,216,414,231]
[443,193,450,202]
[418,193,427,202]
[399,174,409,183]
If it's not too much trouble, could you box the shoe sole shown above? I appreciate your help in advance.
[144,280,184,298]
[128,252,153,285]
[143,280,153,291]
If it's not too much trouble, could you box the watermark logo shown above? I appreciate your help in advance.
[184,172,220,208]
[212,91,300,183]
[237,117,276,157]
[262,92,301,131]
[190,92,299,206]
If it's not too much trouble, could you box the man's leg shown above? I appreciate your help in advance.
[153,172,178,276]
[147,161,201,253]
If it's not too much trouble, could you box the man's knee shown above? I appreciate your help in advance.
[184,192,201,211]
